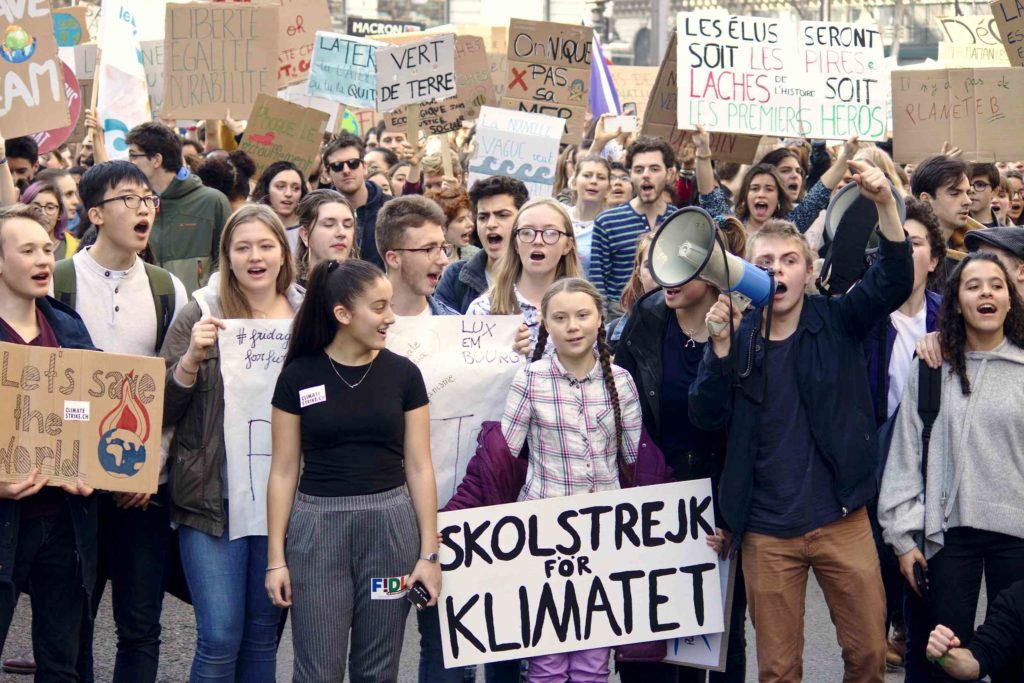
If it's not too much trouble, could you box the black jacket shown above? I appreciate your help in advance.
[968,578,1024,679]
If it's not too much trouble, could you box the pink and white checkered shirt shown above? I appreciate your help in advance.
[501,353,641,502]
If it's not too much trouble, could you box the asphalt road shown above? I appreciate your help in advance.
[0,572,942,682]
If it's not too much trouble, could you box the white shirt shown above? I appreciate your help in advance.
[888,305,928,417]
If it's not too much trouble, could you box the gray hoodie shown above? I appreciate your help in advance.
[879,339,1024,559]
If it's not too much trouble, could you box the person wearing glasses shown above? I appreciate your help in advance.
[467,198,583,357]
[21,179,78,259]
[968,162,1000,228]
[375,195,458,317]
[322,132,392,270]
[124,122,232,297]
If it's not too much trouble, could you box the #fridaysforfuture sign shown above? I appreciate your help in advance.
[991,0,1024,66]
[307,31,381,109]
[677,13,887,141]
[0,341,164,495]
[277,0,332,87]
[239,93,329,178]
[162,2,279,119]
[468,106,563,199]
[437,480,724,667]
[642,34,762,165]
[1,0,71,139]
[217,319,291,540]
[936,15,1010,66]
[892,67,1024,163]
[502,19,592,144]
[385,316,522,508]
[377,33,457,110]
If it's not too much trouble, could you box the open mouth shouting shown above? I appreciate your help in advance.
[751,200,772,220]
[30,270,51,288]
[485,232,504,253]
[977,301,999,317]
[528,249,547,263]
[773,281,789,300]
[133,219,151,238]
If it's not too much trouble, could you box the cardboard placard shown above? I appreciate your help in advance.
[0,341,164,494]
[377,34,457,110]
[437,480,724,667]
[140,39,165,114]
[277,0,332,87]
[347,16,424,38]
[52,6,90,47]
[467,105,563,199]
[501,19,592,143]
[610,65,659,120]
[451,24,508,99]
[238,93,329,177]
[991,0,1024,66]
[307,31,382,109]
[936,15,1010,66]
[891,67,1024,163]
[642,34,762,165]
[162,2,279,119]
[677,13,887,141]
[0,0,71,139]
[31,62,81,154]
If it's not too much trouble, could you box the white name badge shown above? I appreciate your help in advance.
[299,385,327,408]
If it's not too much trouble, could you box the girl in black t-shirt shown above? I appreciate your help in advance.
[266,259,441,682]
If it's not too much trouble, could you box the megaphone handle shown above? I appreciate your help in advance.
[706,291,752,336]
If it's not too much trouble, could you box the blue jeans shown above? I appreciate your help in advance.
[178,512,280,683]
[417,605,522,682]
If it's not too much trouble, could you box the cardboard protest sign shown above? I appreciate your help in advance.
[665,556,738,671]
[936,15,1010,66]
[438,480,724,667]
[217,320,291,540]
[385,316,522,507]
[239,94,329,178]
[31,62,81,154]
[0,0,71,139]
[451,24,509,98]
[72,41,97,81]
[162,2,279,119]
[991,0,1024,66]
[308,31,381,109]
[891,67,1024,163]
[0,341,164,494]
[642,34,762,165]
[502,19,592,143]
[677,13,887,141]
[347,16,424,38]
[140,40,165,114]
[377,34,456,110]
[468,106,563,199]
[52,6,90,47]
[277,0,332,87]
[610,65,658,120]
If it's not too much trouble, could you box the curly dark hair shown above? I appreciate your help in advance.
[938,251,1024,394]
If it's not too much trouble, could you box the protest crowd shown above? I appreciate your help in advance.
[2,1,1024,683]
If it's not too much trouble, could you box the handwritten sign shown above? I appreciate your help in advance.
[677,13,887,140]
[218,320,291,540]
[502,19,592,143]
[642,34,762,165]
[308,31,381,108]
[347,16,424,38]
[52,6,90,47]
[891,67,1024,163]
[0,341,164,494]
[239,94,329,178]
[162,2,278,118]
[438,480,724,666]
[936,15,1010,66]
[468,106,563,199]
[0,0,71,139]
[991,0,1024,66]
[377,34,457,110]
[139,40,165,114]
[385,316,522,507]
[610,65,658,120]
[277,0,331,87]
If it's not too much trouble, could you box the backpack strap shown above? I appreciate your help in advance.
[52,260,77,309]
[917,358,942,479]
[142,262,176,354]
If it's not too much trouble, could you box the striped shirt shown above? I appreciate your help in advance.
[589,201,676,301]
[502,353,642,501]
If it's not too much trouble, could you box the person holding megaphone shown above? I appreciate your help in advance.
[689,160,913,683]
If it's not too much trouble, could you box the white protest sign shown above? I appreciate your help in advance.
[438,480,723,667]
[218,319,292,540]
[467,106,563,199]
[385,315,522,507]
[140,40,165,114]
[307,31,382,109]
[677,13,886,140]
[377,34,457,110]
[665,555,736,670]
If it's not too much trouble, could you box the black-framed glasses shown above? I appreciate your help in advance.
[391,244,454,259]
[95,194,160,210]
[515,227,570,245]
[32,203,61,215]
[971,180,992,192]
[127,152,151,161]
[327,159,363,173]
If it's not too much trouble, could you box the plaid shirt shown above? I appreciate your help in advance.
[502,353,642,501]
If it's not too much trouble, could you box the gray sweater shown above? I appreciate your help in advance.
[878,339,1024,559]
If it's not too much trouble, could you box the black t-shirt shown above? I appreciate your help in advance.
[272,348,429,497]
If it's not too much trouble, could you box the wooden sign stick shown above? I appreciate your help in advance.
[436,136,454,177]
[406,104,420,147]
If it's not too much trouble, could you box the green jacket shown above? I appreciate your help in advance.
[149,172,231,297]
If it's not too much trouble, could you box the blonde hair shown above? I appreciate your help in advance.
[218,204,295,318]
[619,233,655,314]
[746,219,814,268]
[421,152,463,177]
[489,198,582,314]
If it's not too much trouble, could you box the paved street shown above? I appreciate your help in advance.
[0,572,945,682]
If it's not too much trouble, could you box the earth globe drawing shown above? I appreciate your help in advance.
[1,25,37,64]
[98,372,151,478]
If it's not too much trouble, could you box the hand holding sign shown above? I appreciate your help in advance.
[693,124,712,158]
[181,316,226,377]
[0,469,48,501]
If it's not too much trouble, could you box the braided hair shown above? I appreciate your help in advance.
[533,278,632,485]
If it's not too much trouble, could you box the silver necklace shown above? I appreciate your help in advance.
[325,350,375,389]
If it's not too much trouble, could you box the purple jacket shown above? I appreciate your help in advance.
[440,421,673,662]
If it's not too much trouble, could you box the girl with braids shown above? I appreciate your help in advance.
[501,278,642,682]
[879,252,1024,683]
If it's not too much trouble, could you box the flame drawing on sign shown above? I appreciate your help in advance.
[97,372,150,478]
